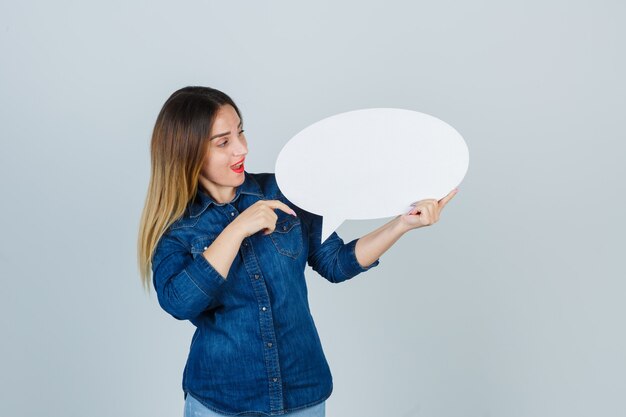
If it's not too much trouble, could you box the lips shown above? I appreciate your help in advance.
[231,158,245,173]
[230,158,245,168]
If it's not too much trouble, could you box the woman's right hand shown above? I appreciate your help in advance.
[230,200,297,239]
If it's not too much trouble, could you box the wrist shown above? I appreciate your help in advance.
[392,215,414,235]
[224,222,247,243]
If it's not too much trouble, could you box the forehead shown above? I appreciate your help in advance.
[211,104,241,131]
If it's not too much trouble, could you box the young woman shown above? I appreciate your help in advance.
[138,86,458,417]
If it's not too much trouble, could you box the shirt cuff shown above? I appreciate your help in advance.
[184,252,228,298]
[337,238,380,280]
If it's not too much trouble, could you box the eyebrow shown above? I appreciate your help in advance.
[209,120,243,141]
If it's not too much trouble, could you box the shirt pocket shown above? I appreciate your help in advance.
[269,212,303,259]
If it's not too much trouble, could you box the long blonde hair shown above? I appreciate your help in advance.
[137,86,243,292]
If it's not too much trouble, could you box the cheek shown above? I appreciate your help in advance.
[201,151,228,178]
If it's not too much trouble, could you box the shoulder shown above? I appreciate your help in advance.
[247,171,276,189]
[246,172,281,200]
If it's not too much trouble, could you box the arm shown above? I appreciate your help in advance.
[354,216,406,268]
[305,212,380,283]
[202,223,244,278]
[354,188,460,266]
[151,224,242,321]
[152,200,295,320]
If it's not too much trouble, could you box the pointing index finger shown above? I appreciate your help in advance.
[265,200,298,217]
[438,188,458,209]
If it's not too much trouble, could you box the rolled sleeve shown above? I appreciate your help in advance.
[337,238,380,279]
[185,251,228,295]
[304,210,380,283]
[152,236,227,320]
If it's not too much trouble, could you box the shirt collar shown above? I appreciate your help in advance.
[188,171,264,218]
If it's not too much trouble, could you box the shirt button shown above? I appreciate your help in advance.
[273,377,278,382]
[267,342,272,348]
[283,225,287,231]
[203,246,208,251]
[262,307,267,311]
[254,274,259,279]
[231,212,235,217]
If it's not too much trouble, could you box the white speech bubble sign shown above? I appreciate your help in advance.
[275,108,469,243]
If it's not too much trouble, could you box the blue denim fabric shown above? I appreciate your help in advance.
[152,172,380,416]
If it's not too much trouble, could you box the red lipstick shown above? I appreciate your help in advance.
[230,158,245,173]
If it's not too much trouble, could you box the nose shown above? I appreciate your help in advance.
[234,136,247,156]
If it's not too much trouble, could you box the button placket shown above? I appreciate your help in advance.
[239,228,284,410]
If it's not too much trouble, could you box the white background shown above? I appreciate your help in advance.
[1,1,625,416]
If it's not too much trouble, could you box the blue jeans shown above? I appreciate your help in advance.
[184,393,325,417]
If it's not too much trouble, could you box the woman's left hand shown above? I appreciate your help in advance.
[398,188,459,232]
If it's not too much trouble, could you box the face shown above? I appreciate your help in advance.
[198,104,248,203]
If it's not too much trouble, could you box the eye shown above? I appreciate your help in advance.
[239,129,245,135]
[217,139,228,148]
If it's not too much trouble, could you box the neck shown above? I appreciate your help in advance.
[199,180,235,204]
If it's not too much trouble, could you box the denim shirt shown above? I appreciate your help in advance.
[151,172,380,416]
